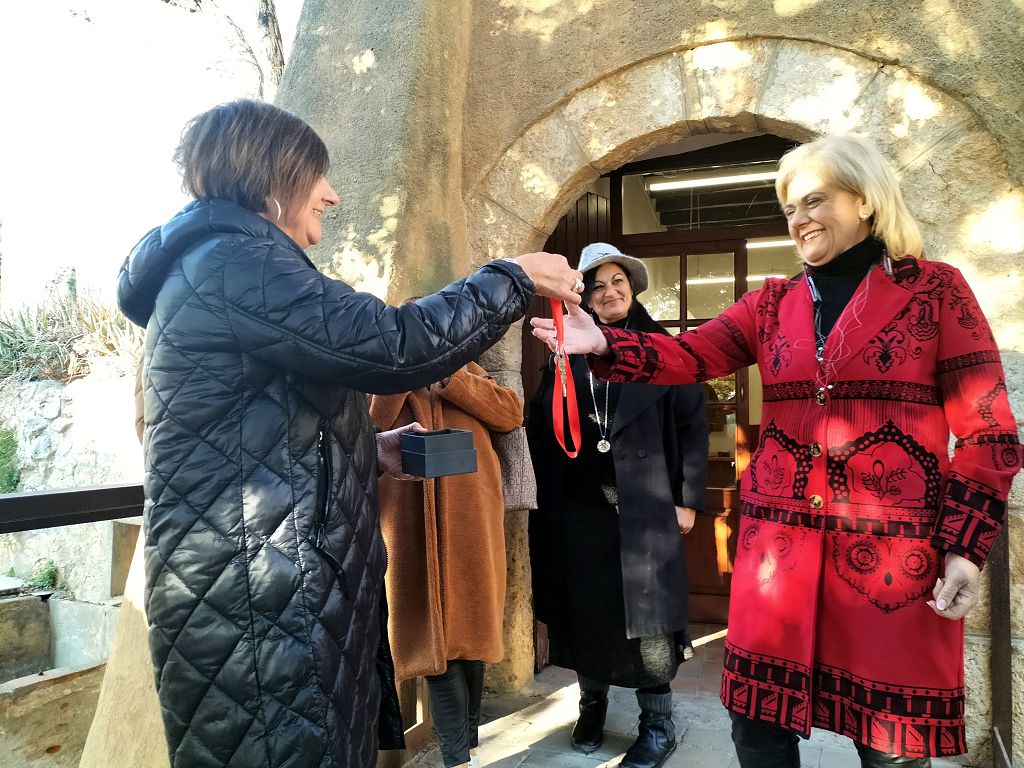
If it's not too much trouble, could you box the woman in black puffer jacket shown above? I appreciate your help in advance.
[117,99,582,768]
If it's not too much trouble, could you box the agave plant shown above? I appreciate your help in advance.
[0,293,142,382]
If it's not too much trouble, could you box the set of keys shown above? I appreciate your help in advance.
[555,347,568,398]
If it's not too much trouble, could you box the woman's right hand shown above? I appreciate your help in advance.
[531,301,609,356]
[511,252,584,305]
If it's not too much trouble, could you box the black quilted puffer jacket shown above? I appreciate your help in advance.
[117,199,534,768]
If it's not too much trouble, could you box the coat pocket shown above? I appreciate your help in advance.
[310,421,347,595]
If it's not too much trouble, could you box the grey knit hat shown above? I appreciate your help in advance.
[578,242,649,295]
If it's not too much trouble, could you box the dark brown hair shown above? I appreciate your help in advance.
[173,99,329,217]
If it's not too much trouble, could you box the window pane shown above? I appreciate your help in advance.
[621,161,784,235]
[746,236,801,289]
[707,408,737,489]
[641,256,680,322]
[686,252,734,318]
[704,374,736,403]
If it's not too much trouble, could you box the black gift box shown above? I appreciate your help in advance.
[400,429,477,478]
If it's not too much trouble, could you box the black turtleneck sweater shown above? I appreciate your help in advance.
[808,236,883,339]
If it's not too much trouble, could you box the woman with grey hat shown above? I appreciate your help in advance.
[527,243,708,768]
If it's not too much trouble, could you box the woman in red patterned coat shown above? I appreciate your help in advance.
[531,134,1021,768]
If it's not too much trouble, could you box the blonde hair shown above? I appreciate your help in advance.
[775,134,923,259]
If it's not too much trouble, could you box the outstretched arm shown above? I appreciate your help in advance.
[224,247,540,394]
[532,292,760,386]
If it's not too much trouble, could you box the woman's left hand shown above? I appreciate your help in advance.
[927,553,981,620]
[376,422,427,480]
[675,506,697,535]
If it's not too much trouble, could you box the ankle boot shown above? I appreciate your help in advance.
[855,742,932,768]
[619,692,676,768]
[570,689,608,753]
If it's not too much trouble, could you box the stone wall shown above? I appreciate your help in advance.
[0,369,141,604]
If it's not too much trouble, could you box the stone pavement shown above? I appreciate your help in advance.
[404,627,960,768]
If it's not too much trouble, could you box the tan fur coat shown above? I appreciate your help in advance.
[369,362,522,681]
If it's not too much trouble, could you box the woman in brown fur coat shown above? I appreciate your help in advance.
[369,361,523,768]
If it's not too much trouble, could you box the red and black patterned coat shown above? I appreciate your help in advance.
[591,257,1021,758]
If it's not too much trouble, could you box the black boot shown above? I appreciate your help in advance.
[855,742,932,768]
[570,689,608,753]
[619,692,676,768]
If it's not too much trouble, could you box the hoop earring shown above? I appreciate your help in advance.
[273,198,282,222]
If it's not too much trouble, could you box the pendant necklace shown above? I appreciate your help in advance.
[588,371,612,453]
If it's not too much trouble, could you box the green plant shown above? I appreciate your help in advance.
[0,426,20,493]
[24,560,58,590]
[0,292,143,382]
[3,567,14,578]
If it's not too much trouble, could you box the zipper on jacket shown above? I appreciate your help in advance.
[311,421,347,594]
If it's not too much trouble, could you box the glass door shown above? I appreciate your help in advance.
[625,236,802,622]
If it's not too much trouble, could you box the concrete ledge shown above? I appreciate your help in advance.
[0,662,105,768]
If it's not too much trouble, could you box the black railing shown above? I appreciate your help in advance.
[0,484,144,535]
[0,484,1016,766]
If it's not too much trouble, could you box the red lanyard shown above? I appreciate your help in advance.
[550,299,581,458]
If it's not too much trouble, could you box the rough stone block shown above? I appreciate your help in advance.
[964,563,992,637]
[0,663,105,768]
[484,510,534,693]
[757,40,881,139]
[561,54,690,171]
[898,127,1012,239]
[465,195,546,268]
[851,66,973,175]
[79,533,168,768]
[477,322,526,403]
[109,521,141,598]
[0,595,51,683]
[1010,511,1024,640]
[962,634,993,768]
[477,114,596,233]
[684,39,778,125]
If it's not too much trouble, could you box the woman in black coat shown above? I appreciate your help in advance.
[528,243,708,768]
[117,99,583,768]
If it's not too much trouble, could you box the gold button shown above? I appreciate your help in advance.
[815,391,827,405]
[808,494,824,509]
[809,443,823,457]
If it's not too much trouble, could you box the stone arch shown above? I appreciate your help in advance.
[469,40,1023,756]
[467,37,1023,350]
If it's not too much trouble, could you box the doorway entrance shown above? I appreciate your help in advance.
[524,134,803,628]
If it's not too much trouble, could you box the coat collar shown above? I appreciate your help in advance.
[804,262,913,379]
[611,380,667,437]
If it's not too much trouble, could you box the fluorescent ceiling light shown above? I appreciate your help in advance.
[649,171,778,192]
[686,274,787,285]
[746,239,795,249]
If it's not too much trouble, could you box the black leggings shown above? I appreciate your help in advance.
[578,674,670,696]
[425,660,485,767]
[729,712,932,768]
